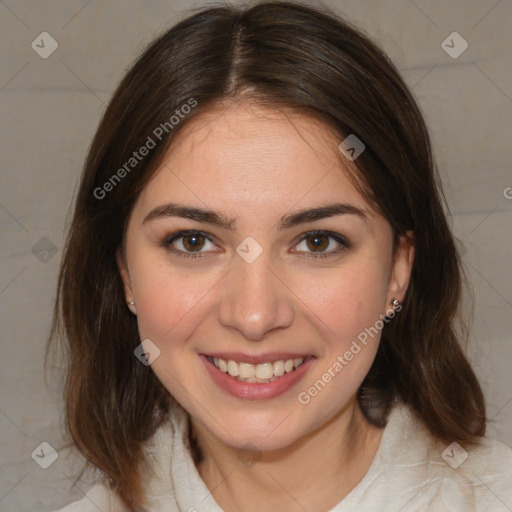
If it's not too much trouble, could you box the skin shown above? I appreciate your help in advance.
[118,102,414,512]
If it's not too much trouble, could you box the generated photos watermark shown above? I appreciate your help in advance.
[134,338,161,366]
[298,303,402,405]
[441,441,468,469]
[31,441,59,469]
[236,235,264,263]
[93,97,197,200]
[338,133,365,161]
[31,31,59,59]
[441,31,469,59]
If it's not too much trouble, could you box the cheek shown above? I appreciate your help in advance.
[292,262,390,419]
[291,257,391,348]
[128,252,223,344]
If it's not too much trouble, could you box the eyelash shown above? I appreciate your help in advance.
[161,229,351,260]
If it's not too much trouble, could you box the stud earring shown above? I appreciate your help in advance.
[126,301,135,306]
[391,298,401,308]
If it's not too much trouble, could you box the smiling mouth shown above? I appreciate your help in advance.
[206,356,306,383]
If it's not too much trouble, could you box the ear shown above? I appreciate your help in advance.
[116,247,137,315]
[387,231,414,305]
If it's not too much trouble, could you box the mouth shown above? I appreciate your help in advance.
[200,352,314,400]
[205,355,306,384]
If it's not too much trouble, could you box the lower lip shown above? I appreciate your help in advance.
[200,354,315,400]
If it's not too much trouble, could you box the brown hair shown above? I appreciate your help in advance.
[46,1,486,509]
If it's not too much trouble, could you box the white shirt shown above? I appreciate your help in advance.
[52,400,512,511]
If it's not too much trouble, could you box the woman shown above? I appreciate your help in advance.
[48,1,512,511]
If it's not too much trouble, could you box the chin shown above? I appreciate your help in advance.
[203,409,313,452]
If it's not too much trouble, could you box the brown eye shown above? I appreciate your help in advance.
[293,231,350,258]
[181,233,206,252]
[305,234,329,252]
[162,230,218,260]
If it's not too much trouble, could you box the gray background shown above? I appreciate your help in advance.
[1,0,511,510]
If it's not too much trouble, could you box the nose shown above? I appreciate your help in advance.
[217,253,295,341]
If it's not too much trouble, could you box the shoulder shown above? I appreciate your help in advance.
[436,434,512,508]
[384,401,512,510]
[49,407,185,512]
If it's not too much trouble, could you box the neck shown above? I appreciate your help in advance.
[190,397,384,512]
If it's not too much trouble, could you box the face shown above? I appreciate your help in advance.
[118,103,413,452]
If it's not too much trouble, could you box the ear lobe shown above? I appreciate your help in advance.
[388,231,415,304]
[116,247,135,307]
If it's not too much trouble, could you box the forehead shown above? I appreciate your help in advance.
[136,103,369,216]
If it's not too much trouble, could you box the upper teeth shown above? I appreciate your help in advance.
[210,357,305,380]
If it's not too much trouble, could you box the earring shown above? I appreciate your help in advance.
[126,301,136,314]
[391,298,401,308]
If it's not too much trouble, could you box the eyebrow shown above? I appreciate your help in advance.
[142,202,368,230]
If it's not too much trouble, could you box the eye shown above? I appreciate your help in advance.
[162,229,350,260]
[292,230,350,258]
[163,230,217,259]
